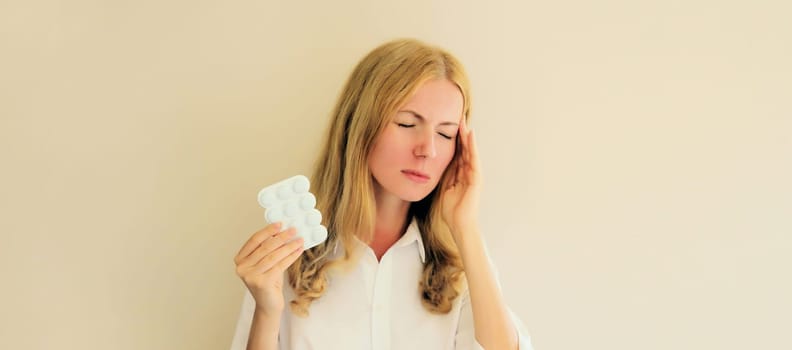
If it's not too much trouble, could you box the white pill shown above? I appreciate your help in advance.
[277,184,292,199]
[293,224,306,237]
[299,193,316,210]
[284,201,299,217]
[293,175,310,193]
[265,207,284,223]
[305,209,322,226]
[258,190,277,207]
[314,226,328,241]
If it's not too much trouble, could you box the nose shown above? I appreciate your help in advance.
[414,129,437,159]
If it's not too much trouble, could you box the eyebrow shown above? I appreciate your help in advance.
[399,110,459,126]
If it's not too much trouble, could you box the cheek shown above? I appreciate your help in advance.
[377,137,409,160]
[437,141,458,170]
[370,129,408,164]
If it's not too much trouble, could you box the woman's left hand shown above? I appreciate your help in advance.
[441,116,481,241]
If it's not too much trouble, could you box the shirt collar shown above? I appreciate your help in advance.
[393,216,426,263]
[332,216,426,263]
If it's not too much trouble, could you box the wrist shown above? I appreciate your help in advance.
[449,221,479,238]
[451,225,485,254]
[255,304,284,319]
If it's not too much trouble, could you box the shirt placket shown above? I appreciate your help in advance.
[370,252,393,350]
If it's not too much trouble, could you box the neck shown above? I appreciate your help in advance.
[372,186,411,243]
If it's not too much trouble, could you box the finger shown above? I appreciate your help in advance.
[459,117,469,158]
[446,139,459,187]
[254,238,305,273]
[462,137,470,167]
[468,128,480,174]
[461,127,472,178]
[242,227,297,268]
[235,222,283,263]
[460,115,469,134]
[460,135,474,184]
[448,151,460,187]
[458,121,469,163]
[271,242,305,273]
[456,154,464,185]
[455,133,464,185]
[444,162,457,189]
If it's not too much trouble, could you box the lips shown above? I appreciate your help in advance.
[402,169,430,182]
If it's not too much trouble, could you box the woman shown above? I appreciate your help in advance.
[231,38,533,350]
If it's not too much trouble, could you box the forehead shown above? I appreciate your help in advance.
[397,79,463,123]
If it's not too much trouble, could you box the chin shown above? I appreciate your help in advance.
[397,186,436,202]
[373,175,438,202]
[401,194,426,202]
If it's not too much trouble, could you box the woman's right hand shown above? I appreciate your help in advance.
[234,222,304,316]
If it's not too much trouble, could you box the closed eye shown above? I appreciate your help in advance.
[397,123,453,140]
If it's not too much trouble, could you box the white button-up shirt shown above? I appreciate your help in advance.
[230,218,533,350]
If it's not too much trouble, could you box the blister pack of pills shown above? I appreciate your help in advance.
[257,175,328,250]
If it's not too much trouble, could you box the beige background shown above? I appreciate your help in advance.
[2,0,790,349]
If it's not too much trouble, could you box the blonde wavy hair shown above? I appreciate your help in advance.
[286,38,472,316]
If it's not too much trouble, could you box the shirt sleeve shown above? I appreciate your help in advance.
[454,240,534,350]
[455,289,534,350]
[229,289,256,350]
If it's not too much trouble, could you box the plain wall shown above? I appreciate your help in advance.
[1,0,790,349]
